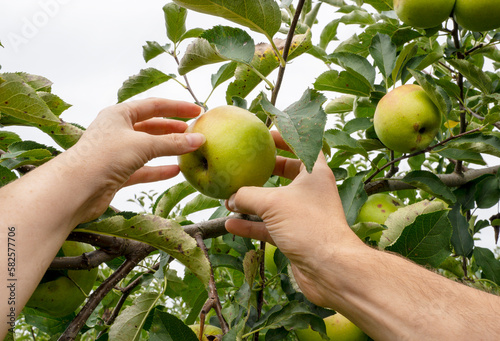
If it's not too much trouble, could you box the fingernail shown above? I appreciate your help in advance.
[227,194,238,212]
[186,133,206,147]
[198,106,205,115]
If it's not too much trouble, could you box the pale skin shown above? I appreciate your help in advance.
[0,98,205,338]
[225,136,500,340]
[1,98,499,340]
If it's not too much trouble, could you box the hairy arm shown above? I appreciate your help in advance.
[226,150,500,340]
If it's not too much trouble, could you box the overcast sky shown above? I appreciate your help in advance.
[1,0,498,250]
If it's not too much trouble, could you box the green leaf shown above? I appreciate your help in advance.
[76,214,210,285]
[343,117,372,134]
[443,132,500,159]
[178,38,227,75]
[324,129,368,157]
[37,121,84,150]
[172,0,281,41]
[0,165,17,187]
[0,131,21,151]
[260,89,327,173]
[163,3,187,44]
[180,27,205,41]
[324,95,355,114]
[211,62,237,89]
[401,171,456,204]
[0,141,57,169]
[319,19,340,50]
[38,92,72,117]
[327,52,376,86]
[314,69,372,96]
[409,69,451,115]
[201,26,255,64]
[23,307,75,336]
[149,311,198,341]
[243,249,262,286]
[369,33,396,81]
[448,205,474,258]
[386,210,452,267]
[210,254,244,272]
[0,73,60,125]
[339,9,375,26]
[109,292,162,341]
[350,221,386,240]
[16,72,52,91]
[474,173,500,209]
[473,247,500,285]
[143,41,171,63]
[436,148,486,166]
[448,59,493,94]
[181,194,221,216]
[117,68,176,103]
[338,174,367,226]
[392,41,418,83]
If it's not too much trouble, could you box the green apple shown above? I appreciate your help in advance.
[356,193,404,242]
[454,0,500,32]
[26,241,98,317]
[296,313,368,341]
[394,0,455,29]
[178,106,276,199]
[264,243,278,275]
[189,324,222,341]
[374,84,442,153]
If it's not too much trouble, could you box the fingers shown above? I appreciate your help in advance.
[271,130,292,152]
[133,118,188,135]
[123,165,181,187]
[273,156,303,180]
[147,132,206,158]
[122,98,203,123]
[225,219,274,244]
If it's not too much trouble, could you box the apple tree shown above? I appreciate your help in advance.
[2,0,500,340]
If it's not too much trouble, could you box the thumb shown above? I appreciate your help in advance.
[226,186,273,218]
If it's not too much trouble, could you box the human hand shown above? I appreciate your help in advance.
[60,98,205,223]
[225,133,364,307]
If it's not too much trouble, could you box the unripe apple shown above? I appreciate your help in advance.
[374,84,441,153]
[189,324,222,341]
[178,106,276,199]
[394,0,455,29]
[296,313,368,341]
[454,0,500,32]
[26,241,98,317]
[356,193,404,242]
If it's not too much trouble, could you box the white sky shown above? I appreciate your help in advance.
[1,0,498,250]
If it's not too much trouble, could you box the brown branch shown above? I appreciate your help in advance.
[194,233,229,334]
[254,241,266,341]
[183,214,262,239]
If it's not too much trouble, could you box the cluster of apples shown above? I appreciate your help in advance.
[394,0,500,31]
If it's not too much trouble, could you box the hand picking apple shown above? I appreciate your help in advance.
[178,105,276,199]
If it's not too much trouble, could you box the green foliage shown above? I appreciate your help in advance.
[3,0,500,339]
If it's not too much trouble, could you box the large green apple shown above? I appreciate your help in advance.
[454,0,500,32]
[296,313,368,341]
[25,241,98,318]
[178,106,276,199]
[374,84,442,153]
[356,193,404,242]
[394,0,455,29]
[189,324,222,341]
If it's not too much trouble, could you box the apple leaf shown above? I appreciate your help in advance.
[327,52,376,86]
[448,205,474,258]
[324,95,355,114]
[211,62,237,89]
[163,3,187,44]
[38,91,72,117]
[201,26,255,64]
[369,33,396,81]
[313,69,373,97]
[401,170,457,204]
[337,173,368,226]
[0,165,17,186]
[392,41,418,83]
[379,200,446,250]
[448,59,493,95]
[260,89,327,173]
[178,38,228,75]
[15,72,52,92]
[474,173,500,209]
[154,181,197,218]
[143,41,171,63]
[324,129,369,158]
[0,141,57,170]
[109,292,162,341]
[319,19,340,50]
[436,148,486,166]
[75,214,210,285]
[473,247,500,286]
[181,194,221,217]
[117,68,176,103]
[226,31,312,103]
[249,301,327,337]
[386,210,452,267]
[350,221,386,240]
[149,310,198,341]
[243,249,262,286]
[172,0,281,41]
[442,132,500,159]
[0,73,60,126]
[0,131,21,150]
[409,69,451,115]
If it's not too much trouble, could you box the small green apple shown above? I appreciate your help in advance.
[356,193,404,242]
[178,106,276,199]
[394,0,455,29]
[264,243,278,275]
[189,324,222,341]
[454,0,500,32]
[26,241,98,317]
[374,84,442,153]
[296,313,368,341]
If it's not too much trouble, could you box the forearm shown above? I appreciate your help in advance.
[0,150,105,333]
[308,243,500,340]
